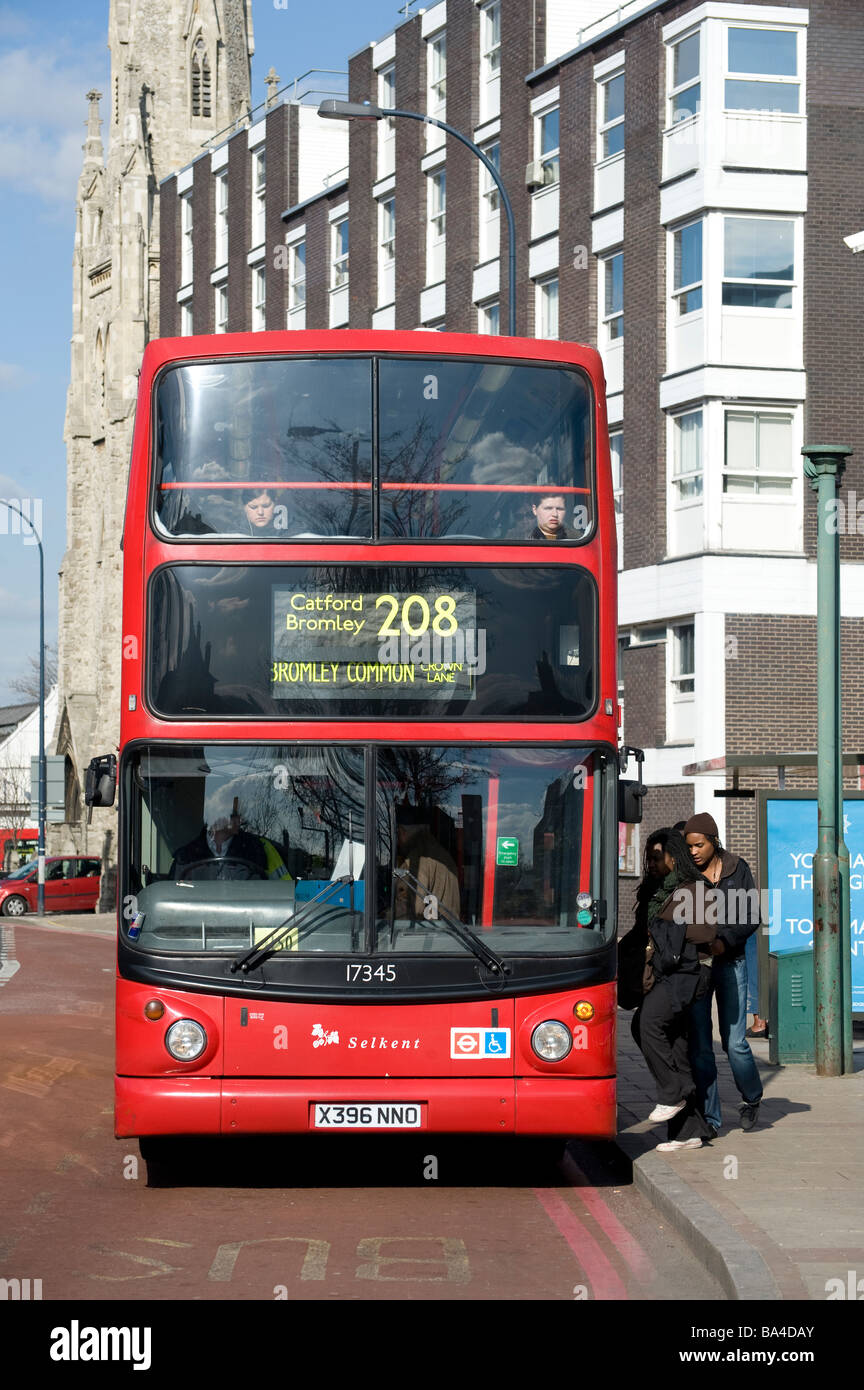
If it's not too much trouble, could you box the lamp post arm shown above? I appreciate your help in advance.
[380,107,517,336]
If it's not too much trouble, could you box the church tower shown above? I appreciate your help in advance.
[55,1,253,875]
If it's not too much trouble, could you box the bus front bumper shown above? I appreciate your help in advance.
[116,1076,616,1138]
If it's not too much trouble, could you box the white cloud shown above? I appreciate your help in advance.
[0,45,108,202]
[0,123,84,201]
[0,47,99,127]
[0,363,34,391]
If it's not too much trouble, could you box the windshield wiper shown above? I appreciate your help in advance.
[392,867,509,976]
[231,876,354,974]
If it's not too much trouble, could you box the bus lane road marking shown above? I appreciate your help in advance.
[532,1186,628,1300]
[2,1050,80,1099]
[0,923,19,987]
[561,1151,655,1282]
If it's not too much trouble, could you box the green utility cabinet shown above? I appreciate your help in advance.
[768,948,814,1064]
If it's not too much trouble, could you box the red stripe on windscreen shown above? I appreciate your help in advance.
[482,777,500,929]
[579,760,593,895]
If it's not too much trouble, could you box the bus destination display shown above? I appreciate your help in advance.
[272,586,478,701]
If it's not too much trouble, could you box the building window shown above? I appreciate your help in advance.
[180,192,193,287]
[535,106,559,186]
[288,241,306,310]
[191,38,211,119]
[673,219,702,314]
[378,196,396,307]
[251,148,266,249]
[180,301,193,336]
[214,282,228,333]
[725,26,799,114]
[478,141,500,262]
[426,170,446,285]
[477,300,499,335]
[378,64,396,178]
[331,217,349,290]
[214,171,228,267]
[610,431,623,567]
[724,411,794,495]
[602,251,623,341]
[535,277,558,339]
[251,264,265,331]
[598,73,624,158]
[672,409,703,500]
[723,217,793,307]
[671,623,695,695]
[669,29,700,124]
[479,1,501,121]
[427,32,446,124]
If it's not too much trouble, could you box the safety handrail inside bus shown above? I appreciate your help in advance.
[159,482,592,492]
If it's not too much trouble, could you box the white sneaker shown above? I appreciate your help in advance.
[648,1100,686,1122]
[656,1138,703,1152]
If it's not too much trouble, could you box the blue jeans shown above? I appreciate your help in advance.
[745,930,759,1014]
[688,952,763,1130]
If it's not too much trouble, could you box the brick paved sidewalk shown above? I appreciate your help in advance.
[616,1011,864,1300]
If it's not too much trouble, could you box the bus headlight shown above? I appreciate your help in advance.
[165,1019,207,1062]
[531,1021,572,1062]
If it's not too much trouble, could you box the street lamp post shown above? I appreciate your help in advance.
[318,100,517,336]
[801,443,853,1076]
[1,500,46,915]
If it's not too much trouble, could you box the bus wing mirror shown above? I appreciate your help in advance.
[85,754,117,808]
[618,745,645,824]
[618,779,645,825]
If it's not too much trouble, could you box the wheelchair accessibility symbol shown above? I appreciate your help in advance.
[450,1027,511,1059]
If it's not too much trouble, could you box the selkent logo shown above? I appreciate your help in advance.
[311,1024,340,1048]
[450,1028,511,1059]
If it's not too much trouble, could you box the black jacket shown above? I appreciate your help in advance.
[705,851,760,957]
[651,878,717,980]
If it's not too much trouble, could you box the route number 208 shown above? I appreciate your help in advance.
[346,964,397,982]
[376,593,458,637]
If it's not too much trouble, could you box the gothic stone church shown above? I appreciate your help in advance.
[51,0,253,886]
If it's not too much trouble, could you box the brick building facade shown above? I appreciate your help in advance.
[159,0,864,905]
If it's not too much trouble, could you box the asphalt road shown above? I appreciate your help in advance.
[0,916,724,1302]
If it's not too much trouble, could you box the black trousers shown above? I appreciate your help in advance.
[631,971,713,1141]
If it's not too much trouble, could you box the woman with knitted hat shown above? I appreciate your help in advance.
[683,812,763,1134]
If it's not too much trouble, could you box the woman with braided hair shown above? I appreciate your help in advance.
[631,829,717,1152]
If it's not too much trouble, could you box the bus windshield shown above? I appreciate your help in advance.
[122,743,609,959]
[153,355,593,542]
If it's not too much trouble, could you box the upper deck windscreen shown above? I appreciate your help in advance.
[153,355,593,543]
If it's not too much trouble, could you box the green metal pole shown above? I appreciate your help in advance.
[802,444,851,1076]
[835,502,854,1071]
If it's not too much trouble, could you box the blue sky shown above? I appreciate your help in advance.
[0,0,408,704]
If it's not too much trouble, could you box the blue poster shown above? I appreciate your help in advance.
[764,798,864,1012]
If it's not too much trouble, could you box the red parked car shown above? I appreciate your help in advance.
[0,856,102,916]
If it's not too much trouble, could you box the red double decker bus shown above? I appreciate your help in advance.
[89,330,641,1167]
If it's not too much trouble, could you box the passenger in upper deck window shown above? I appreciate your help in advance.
[240,488,283,537]
[529,493,569,540]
